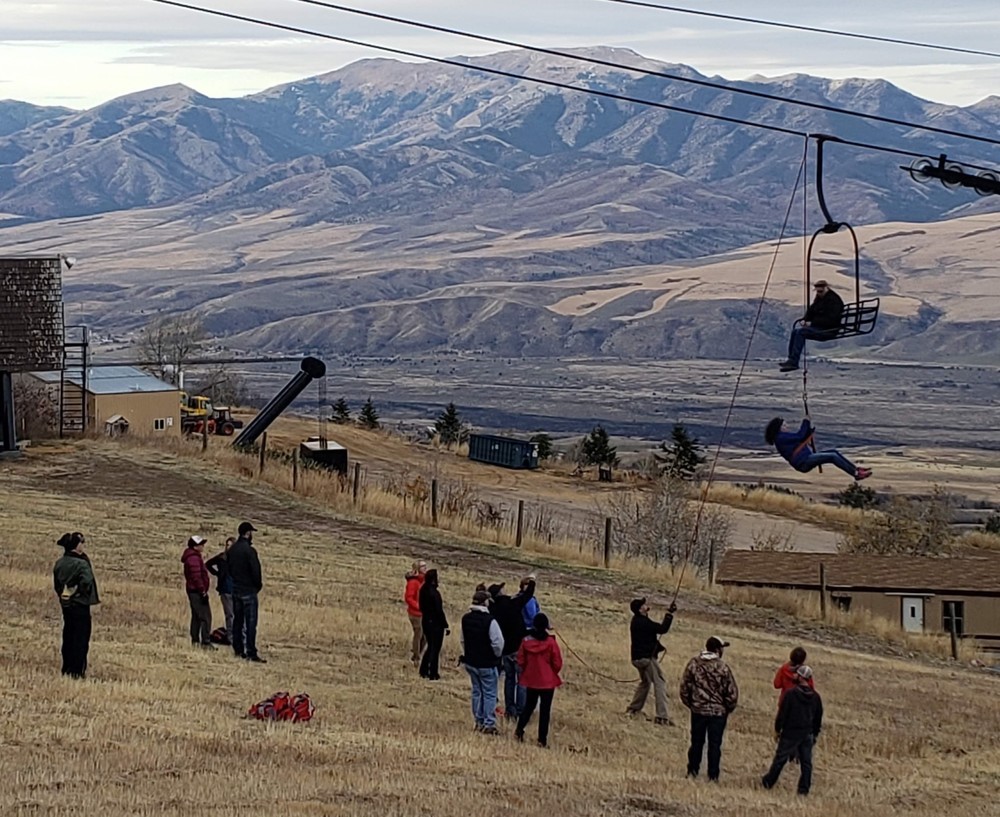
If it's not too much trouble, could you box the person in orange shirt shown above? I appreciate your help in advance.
[774,647,815,707]
[404,560,427,664]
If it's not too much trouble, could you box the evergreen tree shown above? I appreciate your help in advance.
[358,397,380,430]
[530,433,553,461]
[331,397,351,425]
[658,423,706,479]
[580,425,618,466]
[434,402,463,445]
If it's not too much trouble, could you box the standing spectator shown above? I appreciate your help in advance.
[418,568,448,680]
[680,636,739,782]
[762,665,824,795]
[773,646,814,706]
[52,532,100,679]
[515,612,563,748]
[460,590,504,734]
[206,537,235,644]
[182,535,213,648]
[228,521,265,663]
[404,560,427,664]
[626,597,676,724]
[519,573,540,631]
[488,577,535,718]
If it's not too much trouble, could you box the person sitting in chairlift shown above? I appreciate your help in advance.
[779,280,844,372]
[765,417,871,481]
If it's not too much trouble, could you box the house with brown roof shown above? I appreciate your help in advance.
[716,551,1000,646]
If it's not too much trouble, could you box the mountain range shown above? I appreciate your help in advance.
[1,47,999,364]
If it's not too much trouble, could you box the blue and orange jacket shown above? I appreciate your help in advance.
[774,419,814,471]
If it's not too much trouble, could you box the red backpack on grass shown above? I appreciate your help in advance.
[247,691,315,723]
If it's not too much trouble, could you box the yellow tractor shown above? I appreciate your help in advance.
[180,393,243,436]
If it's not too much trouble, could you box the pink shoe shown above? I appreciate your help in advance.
[855,467,872,481]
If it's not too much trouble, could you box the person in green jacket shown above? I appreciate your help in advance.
[52,532,100,678]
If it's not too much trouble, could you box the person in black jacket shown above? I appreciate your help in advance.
[626,597,676,724]
[205,537,235,643]
[779,280,845,372]
[488,578,535,718]
[227,521,266,663]
[418,569,448,680]
[761,664,824,795]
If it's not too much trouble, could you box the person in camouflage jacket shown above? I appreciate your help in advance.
[680,636,739,781]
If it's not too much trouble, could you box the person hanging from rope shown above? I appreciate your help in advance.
[778,279,844,372]
[625,597,676,725]
[765,417,872,480]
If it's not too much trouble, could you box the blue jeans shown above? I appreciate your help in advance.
[232,592,259,659]
[502,653,527,717]
[797,450,856,477]
[787,326,836,366]
[466,665,499,729]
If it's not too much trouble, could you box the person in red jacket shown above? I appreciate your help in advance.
[404,560,427,664]
[182,535,213,648]
[774,647,815,707]
[515,613,563,747]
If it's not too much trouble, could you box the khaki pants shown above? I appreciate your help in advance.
[409,614,425,662]
[627,657,668,719]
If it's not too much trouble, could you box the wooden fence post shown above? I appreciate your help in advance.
[201,418,208,452]
[258,432,267,476]
[603,517,612,568]
[515,500,524,548]
[292,447,299,491]
[353,462,361,504]
[947,601,959,660]
[819,562,827,621]
[708,538,716,585]
[431,478,439,526]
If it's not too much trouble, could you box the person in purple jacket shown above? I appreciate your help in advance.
[765,417,871,480]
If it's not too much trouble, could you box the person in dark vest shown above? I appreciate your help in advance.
[206,537,235,644]
[52,532,100,679]
[460,589,504,733]
[228,521,265,663]
[488,577,535,718]
[418,568,449,680]
[626,597,676,724]
[761,665,824,795]
[779,279,845,372]
[182,535,213,648]
[515,612,563,748]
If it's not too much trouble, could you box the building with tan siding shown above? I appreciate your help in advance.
[32,366,180,437]
[716,550,1000,648]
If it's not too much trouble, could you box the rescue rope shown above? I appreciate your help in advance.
[670,138,810,604]
[555,631,638,684]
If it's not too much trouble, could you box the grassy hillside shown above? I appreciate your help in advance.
[1,442,998,816]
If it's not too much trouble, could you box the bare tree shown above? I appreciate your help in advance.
[187,365,248,406]
[839,485,954,555]
[138,315,206,386]
[12,374,58,440]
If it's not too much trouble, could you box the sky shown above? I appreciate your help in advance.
[3,0,1000,109]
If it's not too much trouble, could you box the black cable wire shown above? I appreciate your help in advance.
[599,0,1000,61]
[281,0,1000,149]
[148,0,1000,172]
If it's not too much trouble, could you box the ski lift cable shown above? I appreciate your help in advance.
[148,0,1000,171]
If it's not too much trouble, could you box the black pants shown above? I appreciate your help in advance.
[516,688,555,746]
[763,733,815,794]
[687,712,728,780]
[61,604,92,678]
[187,590,212,644]
[419,624,445,679]
[232,592,260,659]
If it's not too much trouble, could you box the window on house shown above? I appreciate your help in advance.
[834,595,852,612]
[942,601,965,637]
[154,418,166,431]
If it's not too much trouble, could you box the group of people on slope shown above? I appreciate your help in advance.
[52,520,270,679]
[181,521,268,662]
[404,563,557,745]
[628,600,823,795]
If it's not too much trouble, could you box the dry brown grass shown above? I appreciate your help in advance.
[2,442,999,816]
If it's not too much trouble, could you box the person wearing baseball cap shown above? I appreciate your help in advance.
[181,535,213,648]
[228,522,265,663]
[680,635,739,781]
[762,664,824,795]
[626,597,677,725]
[778,278,845,372]
[460,589,505,734]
